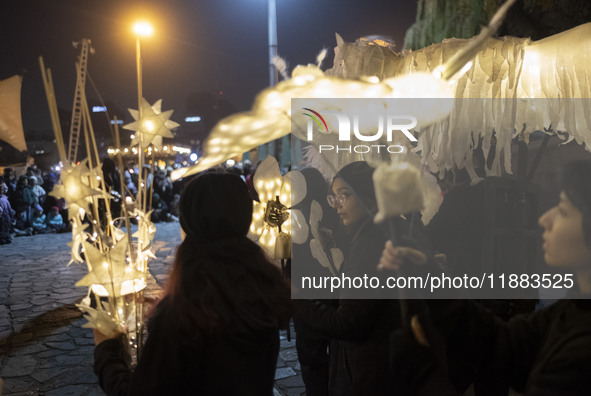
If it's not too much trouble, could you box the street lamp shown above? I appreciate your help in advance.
[132,21,153,209]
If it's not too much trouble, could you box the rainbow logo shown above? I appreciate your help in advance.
[302,108,328,133]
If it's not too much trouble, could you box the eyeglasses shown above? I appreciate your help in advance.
[327,192,352,208]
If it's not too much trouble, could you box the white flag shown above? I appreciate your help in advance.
[0,75,26,152]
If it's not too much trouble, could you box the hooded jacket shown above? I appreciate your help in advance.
[94,173,290,395]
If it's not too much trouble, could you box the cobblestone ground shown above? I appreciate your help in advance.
[0,221,305,395]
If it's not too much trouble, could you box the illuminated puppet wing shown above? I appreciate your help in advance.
[323,24,591,178]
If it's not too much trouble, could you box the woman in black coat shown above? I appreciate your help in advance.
[294,161,427,396]
[93,172,291,395]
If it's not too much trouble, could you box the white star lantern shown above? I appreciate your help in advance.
[50,160,105,215]
[124,98,179,149]
[76,235,145,297]
[77,297,124,338]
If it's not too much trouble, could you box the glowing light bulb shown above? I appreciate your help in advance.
[133,21,153,37]
[143,120,154,132]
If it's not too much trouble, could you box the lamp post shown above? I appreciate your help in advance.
[129,21,154,360]
[268,0,293,169]
[132,21,153,209]
[268,0,278,86]
[262,0,289,166]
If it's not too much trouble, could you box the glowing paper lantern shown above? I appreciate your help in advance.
[171,65,454,181]
[248,156,306,259]
[76,235,145,297]
[373,161,424,223]
[50,161,104,213]
[77,298,123,337]
[124,98,179,149]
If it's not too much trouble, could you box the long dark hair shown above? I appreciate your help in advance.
[163,172,291,335]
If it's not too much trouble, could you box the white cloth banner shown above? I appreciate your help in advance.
[0,75,26,152]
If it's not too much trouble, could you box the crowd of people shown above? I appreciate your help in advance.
[0,165,65,244]
[89,157,591,395]
[101,158,183,224]
[0,158,243,244]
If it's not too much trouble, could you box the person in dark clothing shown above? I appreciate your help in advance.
[101,157,122,220]
[152,169,173,209]
[93,172,291,396]
[294,161,418,396]
[292,167,341,396]
[0,181,15,244]
[42,171,57,195]
[10,175,35,230]
[46,206,66,232]
[379,159,591,395]
[3,168,17,196]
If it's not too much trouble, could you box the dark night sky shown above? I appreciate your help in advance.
[0,0,416,135]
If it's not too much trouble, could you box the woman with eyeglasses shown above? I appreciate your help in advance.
[294,161,430,396]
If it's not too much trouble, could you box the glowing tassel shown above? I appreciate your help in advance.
[273,55,289,81]
[316,48,327,69]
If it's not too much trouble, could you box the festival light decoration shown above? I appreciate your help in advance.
[308,200,343,276]
[373,161,425,223]
[50,160,104,213]
[124,98,179,149]
[170,64,454,181]
[40,55,165,345]
[75,235,144,296]
[248,156,307,261]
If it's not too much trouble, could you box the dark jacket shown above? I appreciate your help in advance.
[295,218,402,395]
[94,266,284,396]
[11,185,35,212]
[407,297,591,395]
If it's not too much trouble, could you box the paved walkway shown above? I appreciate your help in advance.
[0,222,305,395]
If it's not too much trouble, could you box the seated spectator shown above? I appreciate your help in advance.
[30,176,46,206]
[46,206,66,232]
[31,207,48,234]
[153,169,173,208]
[42,171,57,194]
[169,193,180,220]
[3,168,17,196]
[26,164,39,179]
[93,172,291,395]
[10,175,35,231]
[102,158,122,219]
[124,170,138,196]
[0,181,15,244]
[150,193,171,223]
